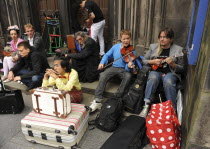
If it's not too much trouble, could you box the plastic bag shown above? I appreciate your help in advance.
[176,90,183,125]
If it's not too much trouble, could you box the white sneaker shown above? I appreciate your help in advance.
[89,100,102,112]
[17,81,24,85]
[139,104,150,118]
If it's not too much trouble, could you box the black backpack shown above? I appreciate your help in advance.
[123,65,151,114]
[95,97,123,132]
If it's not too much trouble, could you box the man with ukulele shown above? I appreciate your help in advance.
[139,28,185,117]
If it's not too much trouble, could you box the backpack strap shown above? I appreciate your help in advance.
[135,56,144,69]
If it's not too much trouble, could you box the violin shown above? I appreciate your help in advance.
[120,45,137,74]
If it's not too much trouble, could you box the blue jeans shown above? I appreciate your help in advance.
[15,69,44,90]
[144,71,178,108]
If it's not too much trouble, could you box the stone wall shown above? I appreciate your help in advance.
[108,0,193,56]
[182,3,210,148]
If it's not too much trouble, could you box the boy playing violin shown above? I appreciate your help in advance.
[89,29,136,112]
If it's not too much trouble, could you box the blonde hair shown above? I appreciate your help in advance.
[24,23,34,30]
[157,42,163,56]
[120,29,131,38]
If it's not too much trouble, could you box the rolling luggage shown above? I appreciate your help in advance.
[0,77,24,114]
[100,115,149,149]
[32,87,71,118]
[21,103,89,149]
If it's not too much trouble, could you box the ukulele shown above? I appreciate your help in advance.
[151,55,183,71]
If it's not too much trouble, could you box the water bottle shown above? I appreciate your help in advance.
[63,41,67,48]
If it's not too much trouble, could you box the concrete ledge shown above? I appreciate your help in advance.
[2,56,120,97]
[81,81,118,97]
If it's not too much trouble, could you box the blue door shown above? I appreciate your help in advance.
[187,0,209,65]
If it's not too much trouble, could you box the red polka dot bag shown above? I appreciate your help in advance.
[146,100,181,149]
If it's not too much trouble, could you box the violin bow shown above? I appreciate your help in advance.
[102,51,133,69]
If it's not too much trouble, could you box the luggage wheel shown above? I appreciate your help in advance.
[30,140,36,144]
[84,106,91,111]
[71,145,79,149]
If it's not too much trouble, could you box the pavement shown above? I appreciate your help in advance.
[0,56,151,149]
[0,89,152,149]
[0,93,112,149]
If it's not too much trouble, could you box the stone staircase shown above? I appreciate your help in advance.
[1,56,119,107]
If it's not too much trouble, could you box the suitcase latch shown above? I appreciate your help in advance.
[56,135,62,143]
[26,124,31,128]
[68,125,77,135]
[55,129,61,133]
[28,130,34,137]
[41,133,47,140]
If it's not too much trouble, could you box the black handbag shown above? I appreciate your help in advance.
[0,77,24,114]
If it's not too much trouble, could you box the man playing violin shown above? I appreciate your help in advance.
[89,29,136,112]
[139,28,185,117]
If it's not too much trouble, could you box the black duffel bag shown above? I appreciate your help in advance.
[123,65,150,114]
[0,78,24,114]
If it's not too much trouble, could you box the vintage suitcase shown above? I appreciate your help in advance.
[32,87,71,118]
[21,103,89,149]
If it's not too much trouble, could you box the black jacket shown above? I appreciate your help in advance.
[24,32,45,56]
[10,48,50,79]
[67,37,100,82]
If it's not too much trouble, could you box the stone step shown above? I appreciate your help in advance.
[2,78,118,97]
[1,56,120,106]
